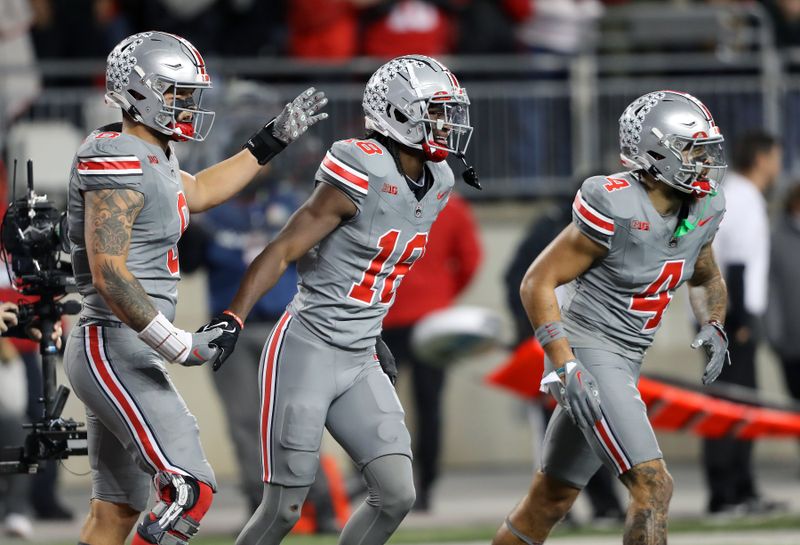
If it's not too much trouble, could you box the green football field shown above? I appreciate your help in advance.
[46,515,800,545]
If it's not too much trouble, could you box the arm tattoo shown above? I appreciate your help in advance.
[85,189,154,330]
[86,189,144,256]
[98,261,156,331]
[688,243,728,324]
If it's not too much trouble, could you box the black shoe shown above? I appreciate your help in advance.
[33,503,73,521]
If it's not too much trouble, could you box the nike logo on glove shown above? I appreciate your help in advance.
[698,215,715,227]
[207,322,237,333]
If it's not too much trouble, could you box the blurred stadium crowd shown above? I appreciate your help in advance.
[12,0,800,63]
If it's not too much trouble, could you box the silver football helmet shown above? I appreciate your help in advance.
[363,55,471,162]
[105,31,214,142]
[619,90,726,195]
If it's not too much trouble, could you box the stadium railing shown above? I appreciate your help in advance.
[3,5,800,199]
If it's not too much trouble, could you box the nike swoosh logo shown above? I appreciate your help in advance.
[206,322,237,334]
[437,191,448,200]
[192,348,203,359]
[163,62,183,70]
[576,370,583,387]
[698,215,715,227]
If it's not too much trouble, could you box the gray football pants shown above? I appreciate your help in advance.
[237,454,415,545]
[63,324,216,512]
[541,347,663,488]
[209,321,275,510]
[258,313,412,487]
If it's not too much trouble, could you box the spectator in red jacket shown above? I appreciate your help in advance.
[360,0,463,58]
[381,192,482,512]
[288,0,382,60]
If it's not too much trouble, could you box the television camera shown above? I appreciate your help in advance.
[0,160,86,474]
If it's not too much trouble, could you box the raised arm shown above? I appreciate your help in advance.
[181,88,328,213]
[228,182,357,320]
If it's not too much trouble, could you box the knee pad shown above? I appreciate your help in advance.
[133,472,213,545]
[363,455,415,518]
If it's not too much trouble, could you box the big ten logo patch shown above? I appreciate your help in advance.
[631,220,650,231]
[382,183,398,195]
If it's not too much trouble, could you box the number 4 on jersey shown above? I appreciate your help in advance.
[349,230,428,305]
[629,260,685,333]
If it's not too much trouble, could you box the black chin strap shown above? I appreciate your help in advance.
[458,154,481,190]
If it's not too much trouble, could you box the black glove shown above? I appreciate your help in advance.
[199,311,243,371]
[375,336,397,386]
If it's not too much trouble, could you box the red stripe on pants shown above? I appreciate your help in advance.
[260,313,291,482]
[87,326,167,471]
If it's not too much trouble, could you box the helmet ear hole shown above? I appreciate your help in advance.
[647,150,665,161]
[387,105,408,124]
[128,89,146,101]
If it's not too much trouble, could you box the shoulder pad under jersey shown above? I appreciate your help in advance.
[75,129,145,191]
[315,138,393,211]
[572,174,637,248]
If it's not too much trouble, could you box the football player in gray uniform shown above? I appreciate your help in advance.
[493,91,730,545]
[198,55,473,545]
[63,31,327,545]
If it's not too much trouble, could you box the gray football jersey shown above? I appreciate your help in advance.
[562,172,726,360]
[288,138,455,350]
[68,125,189,322]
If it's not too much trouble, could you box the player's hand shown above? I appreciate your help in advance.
[272,87,329,145]
[199,311,243,371]
[0,302,19,333]
[375,336,397,386]
[180,328,222,367]
[692,320,730,385]
[559,359,603,431]
[27,321,63,350]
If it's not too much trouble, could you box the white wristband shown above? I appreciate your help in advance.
[137,312,192,364]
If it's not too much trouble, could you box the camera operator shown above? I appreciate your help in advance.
[0,301,62,345]
[0,301,64,538]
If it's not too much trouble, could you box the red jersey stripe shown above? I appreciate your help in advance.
[322,154,369,192]
[77,160,142,172]
[573,192,615,235]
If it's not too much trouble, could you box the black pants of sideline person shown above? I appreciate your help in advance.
[702,335,758,512]
[381,325,445,511]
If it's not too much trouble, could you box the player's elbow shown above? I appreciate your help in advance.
[520,261,557,311]
[92,277,112,300]
[519,269,540,312]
